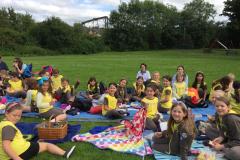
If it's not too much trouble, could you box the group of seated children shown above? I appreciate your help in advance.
[0,59,239,160]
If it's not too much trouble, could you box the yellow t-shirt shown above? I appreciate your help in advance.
[142,97,158,119]
[133,82,145,96]
[171,122,180,133]
[31,90,38,102]
[8,80,23,92]
[0,121,30,159]
[161,86,172,109]
[38,92,53,113]
[102,94,117,115]
[151,80,160,86]
[230,97,240,115]
[51,75,63,91]
[87,84,96,92]
[60,85,71,93]
[174,82,187,98]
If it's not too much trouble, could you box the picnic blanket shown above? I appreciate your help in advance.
[16,122,81,144]
[162,103,216,122]
[21,108,138,122]
[72,125,152,156]
[153,140,225,160]
[73,108,151,156]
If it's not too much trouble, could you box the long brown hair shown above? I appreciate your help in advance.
[38,80,52,96]
[167,102,195,137]
[14,57,23,70]
[232,81,240,103]
[212,76,231,91]
[192,71,205,89]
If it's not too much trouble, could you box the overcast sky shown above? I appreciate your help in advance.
[0,0,228,25]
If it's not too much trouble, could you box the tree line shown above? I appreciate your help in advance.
[0,0,239,55]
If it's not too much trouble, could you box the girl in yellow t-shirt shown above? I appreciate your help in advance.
[37,80,67,122]
[172,73,188,100]
[141,84,160,132]
[6,72,26,99]
[0,103,75,160]
[86,77,100,100]
[22,78,39,112]
[230,81,240,114]
[159,75,173,113]
[132,76,145,102]
[102,83,128,119]
[51,69,64,92]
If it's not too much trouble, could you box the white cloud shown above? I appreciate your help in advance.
[0,0,227,25]
[162,0,227,21]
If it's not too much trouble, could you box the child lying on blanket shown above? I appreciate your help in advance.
[102,83,128,119]
[152,101,195,160]
[0,102,75,160]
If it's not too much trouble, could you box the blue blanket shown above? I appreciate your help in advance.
[21,108,138,122]
[162,103,216,121]
[16,122,81,144]
[19,103,216,122]
[89,126,112,134]
[153,140,225,160]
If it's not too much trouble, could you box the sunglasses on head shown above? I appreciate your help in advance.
[172,101,187,109]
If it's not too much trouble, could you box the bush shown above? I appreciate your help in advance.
[17,45,57,56]
[0,28,26,50]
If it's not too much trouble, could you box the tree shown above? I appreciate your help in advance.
[181,0,217,48]
[105,0,181,51]
[30,17,73,50]
[222,0,240,47]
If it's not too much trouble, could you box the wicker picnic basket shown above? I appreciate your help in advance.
[37,116,68,140]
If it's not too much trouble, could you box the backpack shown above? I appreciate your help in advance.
[42,65,53,75]
[22,64,32,78]
[99,81,106,94]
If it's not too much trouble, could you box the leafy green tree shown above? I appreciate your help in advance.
[222,0,240,47]
[105,0,180,51]
[30,17,73,50]
[181,0,217,48]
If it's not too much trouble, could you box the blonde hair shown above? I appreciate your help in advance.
[227,73,235,81]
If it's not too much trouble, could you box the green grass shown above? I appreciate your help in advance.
[1,49,240,160]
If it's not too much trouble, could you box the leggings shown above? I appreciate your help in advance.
[223,146,240,160]
[145,115,160,132]
[8,91,26,99]
[105,110,126,119]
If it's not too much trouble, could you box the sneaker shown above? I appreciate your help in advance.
[64,145,76,159]
[63,105,71,113]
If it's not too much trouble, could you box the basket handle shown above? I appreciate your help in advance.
[48,115,57,128]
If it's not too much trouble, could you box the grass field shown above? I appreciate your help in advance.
[1,50,240,160]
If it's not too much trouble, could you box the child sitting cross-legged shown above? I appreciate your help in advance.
[102,83,128,119]
[6,72,26,99]
[0,102,75,160]
[37,79,67,122]
[141,84,161,132]
[172,73,188,100]
[55,78,74,105]
[210,97,240,160]
[152,101,195,160]
[131,76,145,102]
[51,69,63,93]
